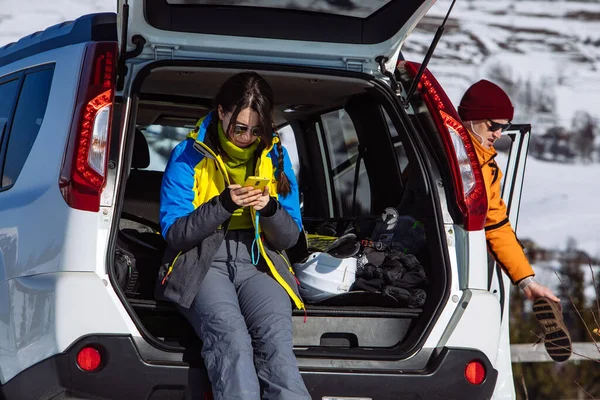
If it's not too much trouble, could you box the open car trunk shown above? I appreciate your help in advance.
[110,61,449,361]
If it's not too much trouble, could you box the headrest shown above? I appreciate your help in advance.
[131,128,150,169]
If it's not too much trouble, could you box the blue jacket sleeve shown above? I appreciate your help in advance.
[160,140,195,237]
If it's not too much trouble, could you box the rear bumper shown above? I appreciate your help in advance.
[0,335,210,400]
[0,335,497,400]
[303,347,498,399]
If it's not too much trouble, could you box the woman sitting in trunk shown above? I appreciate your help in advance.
[156,71,309,399]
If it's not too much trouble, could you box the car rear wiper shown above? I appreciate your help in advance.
[402,0,457,108]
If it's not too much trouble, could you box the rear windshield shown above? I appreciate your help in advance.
[167,0,390,18]
[146,0,425,45]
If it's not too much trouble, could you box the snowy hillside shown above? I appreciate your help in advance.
[403,0,600,129]
[1,0,599,259]
[495,152,600,256]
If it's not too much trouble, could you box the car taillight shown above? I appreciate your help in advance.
[76,346,102,372]
[400,61,488,231]
[465,360,486,385]
[60,42,117,212]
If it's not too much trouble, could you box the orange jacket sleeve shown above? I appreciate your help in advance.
[484,164,535,284]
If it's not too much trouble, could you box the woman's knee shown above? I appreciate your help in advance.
[181,297,252,356]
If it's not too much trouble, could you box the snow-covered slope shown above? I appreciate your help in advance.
[496,152,600,257]
[403,0,600,129]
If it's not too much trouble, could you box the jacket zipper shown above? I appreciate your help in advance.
[122,253,132,276]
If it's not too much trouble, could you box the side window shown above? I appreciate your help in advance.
[382,107,409,173]
[0,78,21,186]
[138,125,191,171]
[278,124,300,179]
[321,109,370,216]
[1,68,53,187]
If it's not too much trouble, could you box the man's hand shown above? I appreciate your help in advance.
[523,281,560,303]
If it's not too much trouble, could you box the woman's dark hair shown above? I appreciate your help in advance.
[213,71,291,196]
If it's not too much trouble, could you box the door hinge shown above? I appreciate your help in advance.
[152,44,179,60]
[375,56,401,97]
[342,57,365,73]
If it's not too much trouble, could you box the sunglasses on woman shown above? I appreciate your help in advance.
[487,119,512,132]
[232,124,261,136]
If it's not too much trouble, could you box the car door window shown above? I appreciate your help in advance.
[278,124,300,179]
[320,109,370,216]
[382,107,409,173]
[0,78,21,186]
[137,124,191,172]
[1,68,54,187]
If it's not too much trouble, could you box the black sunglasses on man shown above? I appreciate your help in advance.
[487,119,511,132]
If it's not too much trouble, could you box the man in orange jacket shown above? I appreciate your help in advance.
[458,80,572,363]
[458,80,560,303]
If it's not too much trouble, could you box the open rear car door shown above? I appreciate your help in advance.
[117,0,436,74]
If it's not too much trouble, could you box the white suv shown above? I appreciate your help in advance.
[0,1,532,399]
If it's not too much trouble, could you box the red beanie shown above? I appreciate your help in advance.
[457,79,514,122]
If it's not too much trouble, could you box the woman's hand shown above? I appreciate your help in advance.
[229,184,262,208]
[523,282,560,303]
[248,187,271,211]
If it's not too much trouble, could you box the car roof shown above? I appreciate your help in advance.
[0,13,117,69]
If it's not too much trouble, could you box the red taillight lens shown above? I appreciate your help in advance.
[465,360,486,385]
[76,346,102,372]
[399,61,488,231]
[60,42,117,212]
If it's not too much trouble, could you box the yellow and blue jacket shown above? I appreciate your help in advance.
[156,111,304,310]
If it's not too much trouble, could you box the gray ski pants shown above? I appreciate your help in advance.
[179,230,310,400]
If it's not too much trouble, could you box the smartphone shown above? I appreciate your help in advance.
[244,176,270,191]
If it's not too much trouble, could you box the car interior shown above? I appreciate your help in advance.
[112,66,448,356]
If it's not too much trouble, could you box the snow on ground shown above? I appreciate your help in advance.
[495,152,600,257]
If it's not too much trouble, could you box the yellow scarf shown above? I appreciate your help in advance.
[218,122,258,230]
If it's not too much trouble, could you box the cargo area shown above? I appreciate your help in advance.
[110,63,450,358]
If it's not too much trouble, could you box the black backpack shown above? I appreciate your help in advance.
[114,226,166,299]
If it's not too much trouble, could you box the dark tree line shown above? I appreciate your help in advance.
[512,237,600,399]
